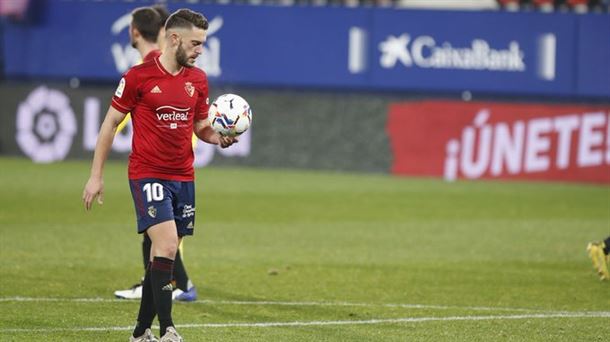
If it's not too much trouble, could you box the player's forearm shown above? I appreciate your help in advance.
[89,117,119,178]
[194,124,220,145]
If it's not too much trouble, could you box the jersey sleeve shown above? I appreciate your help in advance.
[111,70,139,114]
[195,75,210,121]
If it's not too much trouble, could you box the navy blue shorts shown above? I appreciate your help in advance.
[129,178,195,237]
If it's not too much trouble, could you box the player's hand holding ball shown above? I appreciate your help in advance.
[209,94,252,148]
[218,134,237,148]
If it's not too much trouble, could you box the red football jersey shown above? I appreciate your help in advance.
[143,49,161,62]
[111,57,209,181]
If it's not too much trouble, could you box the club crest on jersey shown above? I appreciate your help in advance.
[184,82,195,97]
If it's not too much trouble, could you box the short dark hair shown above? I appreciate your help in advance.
[151,4,170,27]
[131,7,163,43]
[165,8,208,32]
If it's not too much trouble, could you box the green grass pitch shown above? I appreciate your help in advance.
[0,156,608,341]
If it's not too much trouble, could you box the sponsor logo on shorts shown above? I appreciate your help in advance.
[186,221,194,229]
[182,204,195,218]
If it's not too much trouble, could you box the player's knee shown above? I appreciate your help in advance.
[156,239,179,259]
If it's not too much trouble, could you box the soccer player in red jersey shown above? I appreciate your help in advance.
[114,5,199,304]
[83,8,235,341]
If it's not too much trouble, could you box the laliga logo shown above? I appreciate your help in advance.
[14,87,251,165]
[16,86,77,163]
[15,86,132,163]
[110,13,223,77]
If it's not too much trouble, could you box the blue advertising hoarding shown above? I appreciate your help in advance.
[367,10,578,95]
[576,15,610,98]
[2,3,608,98]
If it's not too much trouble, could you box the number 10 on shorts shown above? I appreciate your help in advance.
[143,183,164,202]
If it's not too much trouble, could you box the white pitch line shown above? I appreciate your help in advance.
[0,297,550,313]
[2,312,610,333]
[197,300,545,313]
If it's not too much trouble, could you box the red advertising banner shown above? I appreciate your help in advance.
[387,101,610,184]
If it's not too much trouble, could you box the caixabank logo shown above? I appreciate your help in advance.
[378,34,526,72]
[349,28,557,81]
